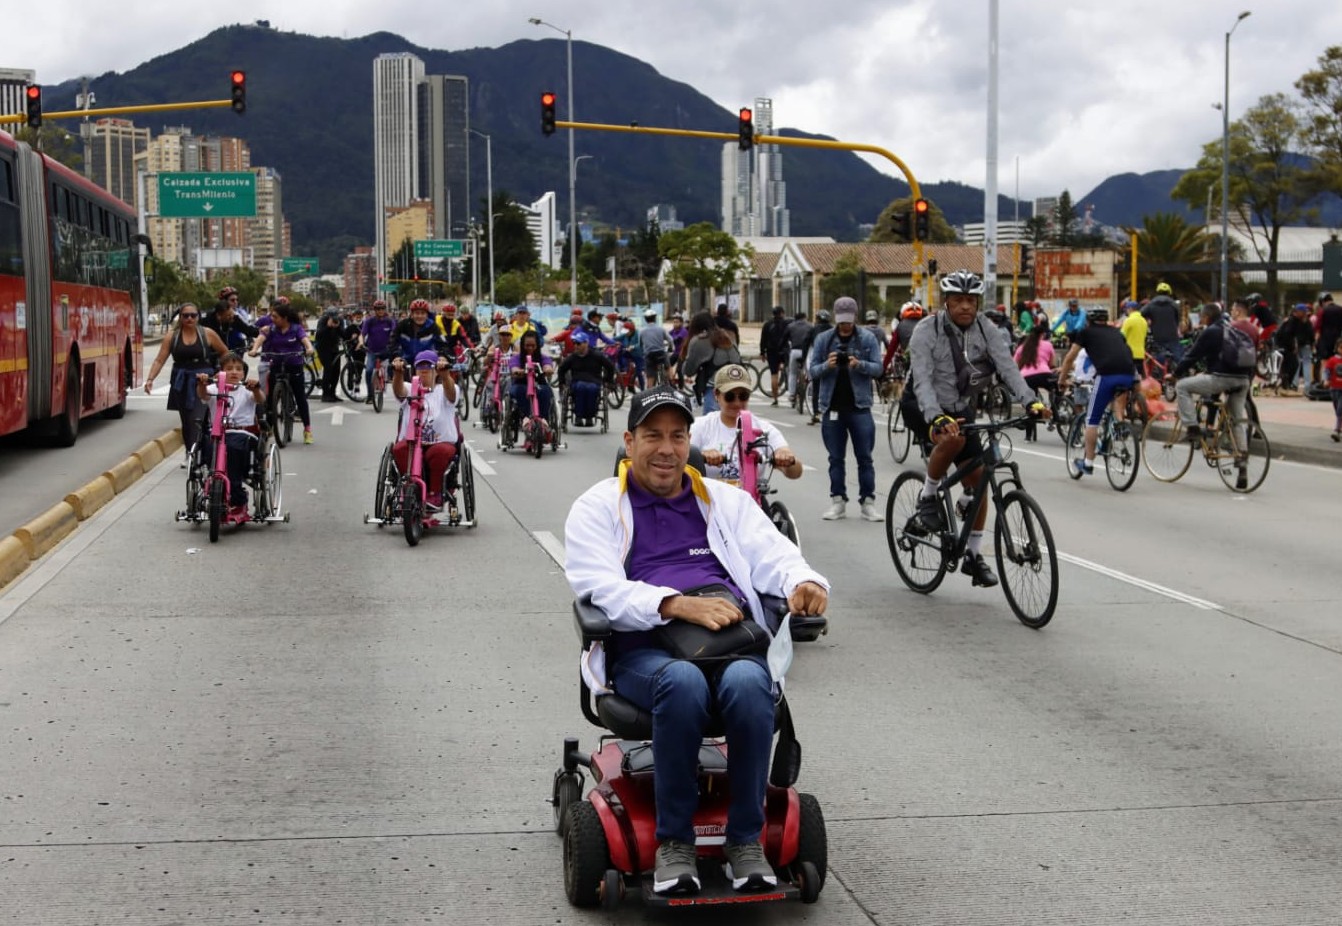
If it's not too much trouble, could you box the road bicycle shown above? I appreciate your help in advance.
[885,415,1058,628]
[177,372,286,541]
[338,344,365,401]
[364,376,476,544]
[603,346,639,409]
[364,352,394,413]
[1141,391,1270,493]
[644,350,672,389]
[1140,346,1178,401]
[790,359,810,417]
[1063,398,1141,492]
[256,353,299,448]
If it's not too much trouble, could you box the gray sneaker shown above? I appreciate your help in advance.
[653,839,700,894]
[821,496,846,520]
[723,841,778,891]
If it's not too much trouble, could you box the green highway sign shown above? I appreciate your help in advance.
[413,239,466,259]
[157,172,257,218]
[378,283,398,292]
[280,257,320,275]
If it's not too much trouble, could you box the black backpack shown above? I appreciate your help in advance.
[1219,323,1257,375]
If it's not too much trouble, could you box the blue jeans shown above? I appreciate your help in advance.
[609,648,774,846]
[702,389,720,413]
[571,380,601,419]
[821,408,876,501]
[510,382,552,420]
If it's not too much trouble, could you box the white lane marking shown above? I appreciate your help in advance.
[1057,551,1221,611]
[0,454,177,627]
[533,530,566,568]
[467,442,497,476]
[770,418,795,429]
[314,407,360,426]
[802,464,818,472]
[1010,446,1066,463]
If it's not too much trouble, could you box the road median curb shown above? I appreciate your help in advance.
[1,427,182,593]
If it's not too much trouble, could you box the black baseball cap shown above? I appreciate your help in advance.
[627,386,694,431]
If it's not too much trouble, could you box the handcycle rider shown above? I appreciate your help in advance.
[195,351,266,521]
[691,364,802,483]
[902,269,1049,588]
[564,386,829,896]
[390,350,460,511]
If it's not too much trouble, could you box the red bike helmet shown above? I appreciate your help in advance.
[409,298,431,312]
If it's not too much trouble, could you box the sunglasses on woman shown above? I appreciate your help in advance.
[721,390,751,403]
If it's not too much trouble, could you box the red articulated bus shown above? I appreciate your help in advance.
[0,129,145,445]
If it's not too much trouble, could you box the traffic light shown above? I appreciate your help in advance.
[738,107,754,151]
[913,198,930,241]
[541,91,557,135]
[25,85,41,129]
[230,71,246,114]
[927,258,939,277]
[889,211,911,240]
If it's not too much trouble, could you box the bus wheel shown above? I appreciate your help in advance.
[53,359,82,447]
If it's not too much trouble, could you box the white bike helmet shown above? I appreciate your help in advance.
[939,269,985,296]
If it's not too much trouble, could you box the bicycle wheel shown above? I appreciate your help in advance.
[304,360,319,397]
[765,499,801,550]
[530,419,546,459]
[749,360,769,397]
[994,489,1058,629]
[401,481,423,546]
[884,471,949,594]
[373,444,396,524]
[372,368,385,413]
[184,458,205,521]
[1063,416,1087,479]
[606,380,626,410]
[1216,418,1270,493]
[559,388,570,433]
[207,479,225,544]
[456,376,470,422]
[1142,410,1193,482]
[887,401,912,464]
[1104,420,1140,492]
[460,447,476,525]
[340,360,361,400]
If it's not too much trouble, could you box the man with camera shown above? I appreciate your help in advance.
[808,296,884,522]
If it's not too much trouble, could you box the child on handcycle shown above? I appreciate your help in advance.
[196,352,265,520]
[391,350,460,510]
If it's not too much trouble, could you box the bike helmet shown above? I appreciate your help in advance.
[493,310,507,323]
[218,286,238,299]
[1155,282,1173,295]
[442,303,456,315]
[372,299,387,310]
[644,309,658,320]
[1086,308,1109,324]
[864,310,879,322]
[900,301,925,319]
[1067,298,1080,308]
[409,298,431,312]
[939,269,985,296]
[817,310,832,323]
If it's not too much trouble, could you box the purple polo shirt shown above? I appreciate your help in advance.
[625,473,742,601]
[260,320,308,365]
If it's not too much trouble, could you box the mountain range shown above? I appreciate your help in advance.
[44,24,1224,269]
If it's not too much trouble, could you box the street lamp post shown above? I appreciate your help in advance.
[529,17,577,308]
[469,129,495,306]
[1221,10,1251,306]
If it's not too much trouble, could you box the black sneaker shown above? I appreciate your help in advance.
[1184,423,1202,442]
[653,839,700,895]
[1235,464,1248,491]
[723,841,777,892]
[962,553,998,587]
[906,494,943,536]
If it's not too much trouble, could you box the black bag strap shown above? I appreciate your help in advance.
[769,693,802,788]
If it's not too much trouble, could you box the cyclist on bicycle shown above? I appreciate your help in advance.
[640,308,674,387]
[436,303,476,356]
[391,351,460,510]
[884,301,924,373]
[201,289,259,354]
[1118,300,1148,379]
[556,331,615,426]
[616,318,646,389]
[358,300,398,403]
[690,364,801,484]
[904,270,1048,587]
[396,299,444,363]
[1143,282,1184,365]
[1057,310,1135,476]
[250,299,316,445]
[758,306,791,406]
[1051,298,1088,338]
[195,352,265,520]
[785,310,813,401]
[1171,302,1253,468]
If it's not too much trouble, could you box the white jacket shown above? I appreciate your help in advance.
[564,461,829,691]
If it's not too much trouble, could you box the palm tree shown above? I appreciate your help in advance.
[1127,213,1220,302]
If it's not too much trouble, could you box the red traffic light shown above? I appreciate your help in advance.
[913,198,930,240]
[230,70,246,114]
[24,84,41,129]
[541,92,556,106]
[738,107,754,151]
[25,85,40,100]
[541,91,557,135]
[913,198,929,214]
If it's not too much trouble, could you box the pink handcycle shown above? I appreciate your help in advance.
[498,356,563,458]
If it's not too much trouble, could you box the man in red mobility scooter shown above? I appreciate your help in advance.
[561,386,830,907]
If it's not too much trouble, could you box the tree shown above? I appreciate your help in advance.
[576,264,602,303]
[1023,215,1050,248]
[493,270,530,307]
[12,124,83,172]
[657,222,752,311]
[1126,213,1219,301]
[1171,93,1315,302]
[627,218,663,279]
[1295,45,1342,188]
[869,195,957,244]
[310,279,340,306]
[1051,191,1080,247]
[147,259,200,310]
[819,249,884,316]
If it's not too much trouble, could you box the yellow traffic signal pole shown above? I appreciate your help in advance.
[553,119,927,295]
[0,99,235,126]
[1130,231,1139,303]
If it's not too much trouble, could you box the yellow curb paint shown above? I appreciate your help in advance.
[103,457,143,494]
[0,536,30,588]
[13,503,78,560]
[64,477,116,521]
[133,440,165,472]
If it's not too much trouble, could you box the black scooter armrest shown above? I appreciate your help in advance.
[573,598,612,643]
[758,593,789,621]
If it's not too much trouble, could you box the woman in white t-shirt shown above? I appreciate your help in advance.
[391,350,460,509]
[689,363,802,485]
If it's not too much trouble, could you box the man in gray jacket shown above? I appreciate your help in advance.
[902,270,1047,587]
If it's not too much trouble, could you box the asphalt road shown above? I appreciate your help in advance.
[2,380,1340,925]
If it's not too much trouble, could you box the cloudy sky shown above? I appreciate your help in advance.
[18,0,1341,203]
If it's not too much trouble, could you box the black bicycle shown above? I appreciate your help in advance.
[258,354,299,448]
[885,416,1058,628]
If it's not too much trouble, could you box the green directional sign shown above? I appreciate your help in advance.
[413,239,466,259]
[280,257,320,275]
[378,283,398,293]
[157,172,257,218]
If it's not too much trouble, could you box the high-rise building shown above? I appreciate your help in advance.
[86,118,149,206]
[251,167,284,281]
[721,98,789,238]
[647,203,684,232]
[344,246,378,309]
[385,200,435,262]
[0,68,36,118]
[373,53,426,282]
[517,192,559,269]
[135,127,193,266]
[418,75,470,241]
